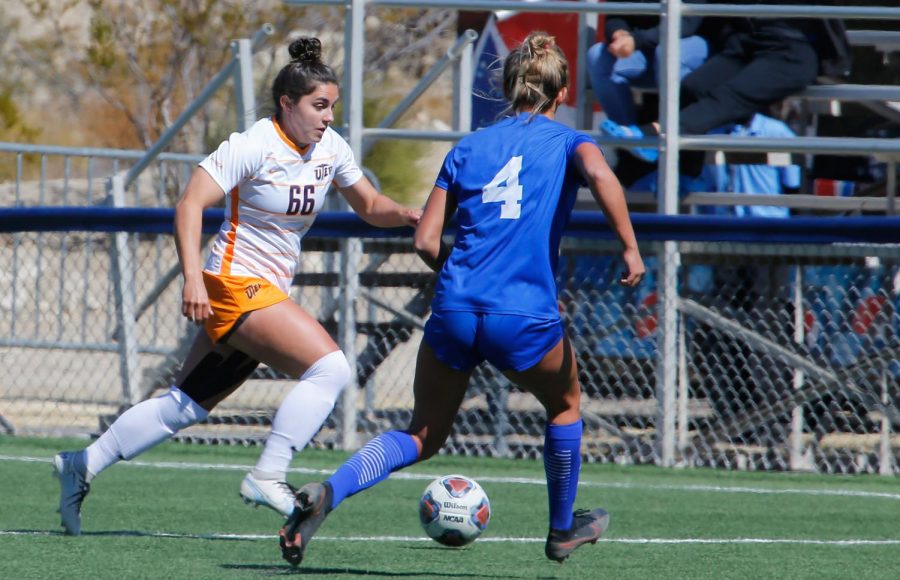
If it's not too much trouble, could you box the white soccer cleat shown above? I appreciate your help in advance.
[52,451,90,536]
[239,473,297,518]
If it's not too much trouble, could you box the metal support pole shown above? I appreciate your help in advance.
[879,370,893,475]
[653,0,682,467]
[232,38,257,131]
[790,266,813,471]
[452,32,475,132]
[576,0,600,130]
[656,243,679,467]
[109,174,142,406]
[339,0,366,451]
[677,310,689,457]
[657,0,681,213]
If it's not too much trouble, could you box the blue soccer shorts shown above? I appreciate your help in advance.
[423,309,564,372]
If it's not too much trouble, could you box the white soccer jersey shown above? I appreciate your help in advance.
[199,117,363,293]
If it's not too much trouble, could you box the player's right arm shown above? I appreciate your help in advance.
[413,185,456,273]
[174,168,226,323]
[573,141,645,287]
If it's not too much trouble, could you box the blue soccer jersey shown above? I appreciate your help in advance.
[432,113,594,320]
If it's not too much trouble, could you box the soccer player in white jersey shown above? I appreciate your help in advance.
[52,37,421,535]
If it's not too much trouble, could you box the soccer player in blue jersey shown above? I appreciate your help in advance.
[278,31,645,566]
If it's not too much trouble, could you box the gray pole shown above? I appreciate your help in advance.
[108,174,142,406]
[790,267,812,471]
[339,0,366,451]
[232,38,257,131]
[452,32,476,132]
[576,0,600,130]
[654,0,681,467]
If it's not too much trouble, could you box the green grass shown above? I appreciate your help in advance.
[1,436,898,579]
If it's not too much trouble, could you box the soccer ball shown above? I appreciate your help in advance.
[419,474,491,547]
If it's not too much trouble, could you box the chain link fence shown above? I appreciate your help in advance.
[1,215,898,474]
[1,146,897,474]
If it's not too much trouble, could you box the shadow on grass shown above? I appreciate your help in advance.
[222,563,538,578]
[3,528,263,541]
[87,529,258,541]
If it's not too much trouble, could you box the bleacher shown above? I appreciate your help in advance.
[583,27,900,216]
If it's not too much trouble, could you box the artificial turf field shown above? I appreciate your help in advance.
[0,436,897,579]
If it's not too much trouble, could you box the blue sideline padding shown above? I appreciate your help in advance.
[566,213,900,244]
[3,207,900,244]
[0,207,220,234]
[0,207,412,238]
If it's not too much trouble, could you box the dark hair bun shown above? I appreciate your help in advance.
[288,37,322,64]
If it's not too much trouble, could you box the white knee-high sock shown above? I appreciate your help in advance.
[83,386,208,479]
[253,351,351,479]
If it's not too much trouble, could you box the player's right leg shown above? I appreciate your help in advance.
[53,386,207,536]
[53,332,253,535]
[279,327,474,566]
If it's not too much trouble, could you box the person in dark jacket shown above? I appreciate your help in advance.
[601,1,850,172]
[586,0,709,129]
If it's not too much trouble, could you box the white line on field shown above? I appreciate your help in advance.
[3,454,898,501]
[0,529,898,546]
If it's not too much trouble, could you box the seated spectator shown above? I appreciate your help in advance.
[586,0,709,134]
[601,4,850,174]
[624,112,801,216]
[699,113,801,219]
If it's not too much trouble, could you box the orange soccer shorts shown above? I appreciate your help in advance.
[202,271,290,343]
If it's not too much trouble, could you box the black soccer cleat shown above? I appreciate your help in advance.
[544,508,610,563]
[279,481,333,566]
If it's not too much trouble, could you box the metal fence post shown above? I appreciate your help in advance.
[576,0,600,130]
[452,32,474,132]
[790,266,814,471]
[879,370,894,475]
[339,0,366,451]
[654,0,682,467]
[109,174,142,406]
[232,38,257,132]
[677,310,689,458]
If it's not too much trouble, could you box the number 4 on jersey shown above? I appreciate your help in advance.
[481,156,522,219]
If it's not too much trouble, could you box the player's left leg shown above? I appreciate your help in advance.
[237,344,350,519]
[279,340,472,566]
[504,333,609,561]
[225,298,350,518]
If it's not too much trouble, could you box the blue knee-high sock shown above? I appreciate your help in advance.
[326,430,419,510]
[544,419,583,531]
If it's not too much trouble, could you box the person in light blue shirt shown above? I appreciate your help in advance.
[277,31,645,568]
[702,113,801,218]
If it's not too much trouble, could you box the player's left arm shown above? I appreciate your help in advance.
[574,141,645,286]
[338,176,421,228]
[414,185,456,272]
